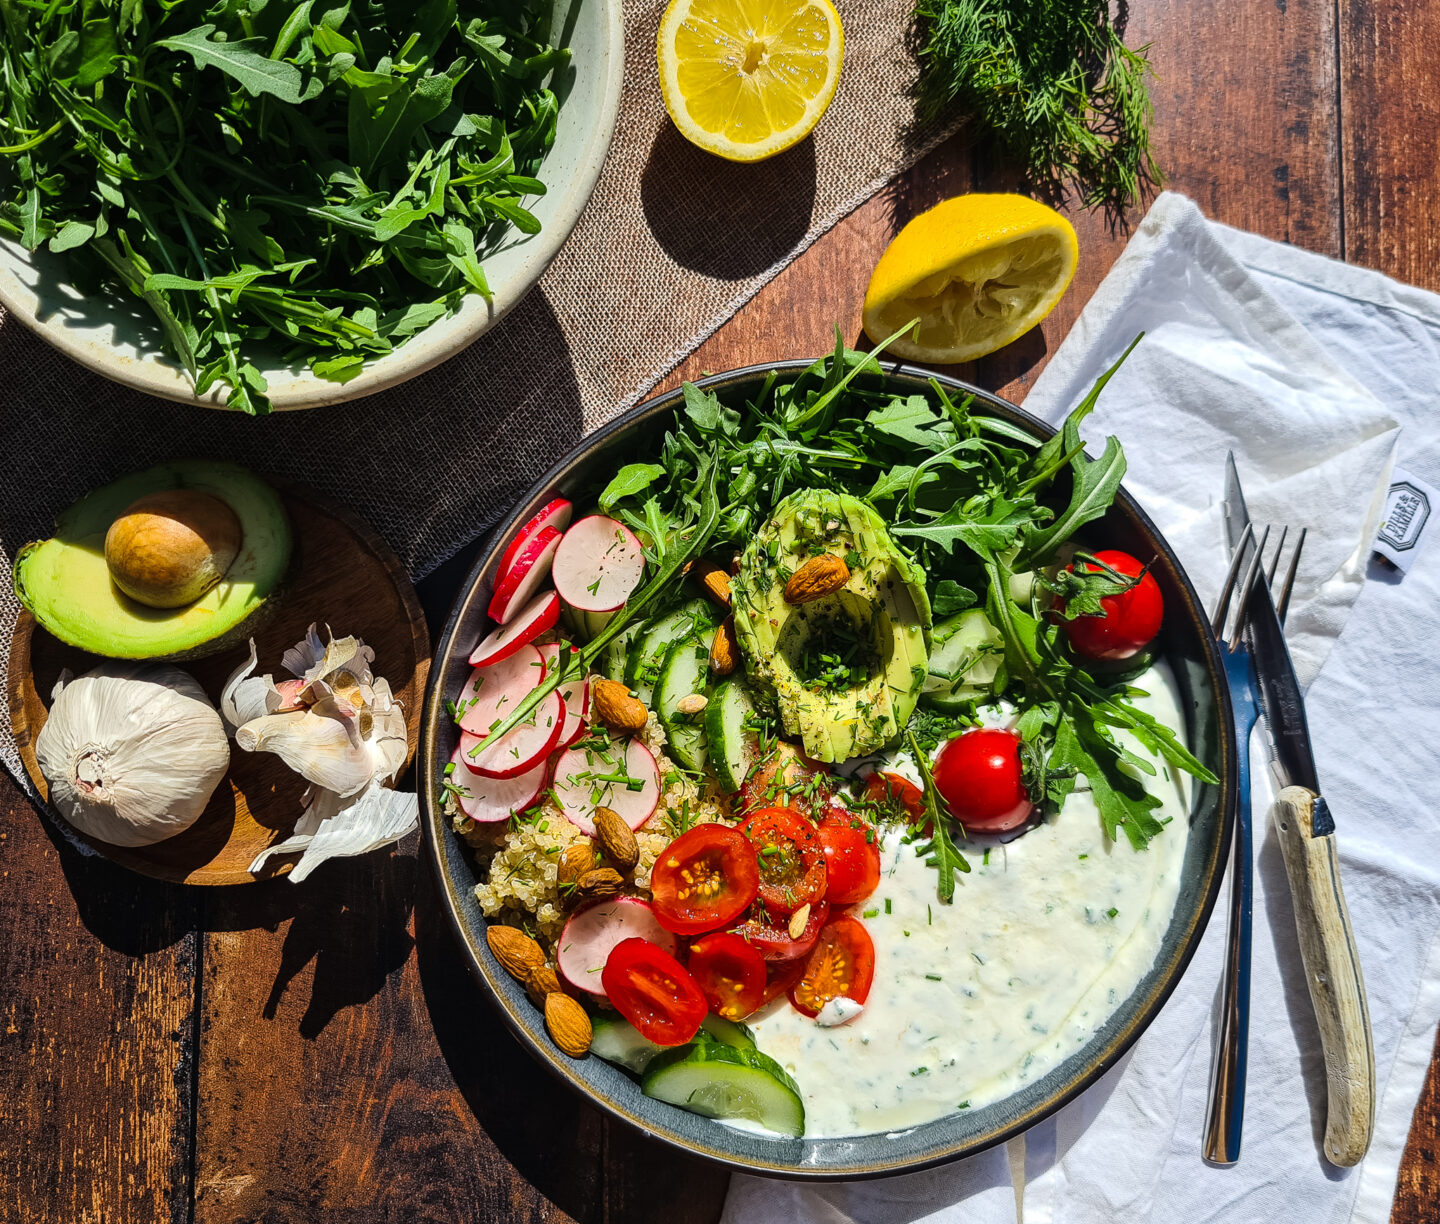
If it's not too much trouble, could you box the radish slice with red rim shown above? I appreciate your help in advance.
[552,738,660,834]
[540,643,590,747]
[469,590,560,667]
[496,498,573,579]
[456,645,547,737]
[489,526,561,624]
[463,690,565,779]
[552,516,646,613]
[450,748,548,823]
[556,898,677,997]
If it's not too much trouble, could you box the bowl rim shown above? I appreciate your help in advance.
[0,0,625,412]
[419,357,1238,1179]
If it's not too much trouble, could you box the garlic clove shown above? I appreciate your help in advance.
[221,640,286,729]
[248,779,417,882]
[233,709,377,798]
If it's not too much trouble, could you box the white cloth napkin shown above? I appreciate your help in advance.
[724,192,1440,1224]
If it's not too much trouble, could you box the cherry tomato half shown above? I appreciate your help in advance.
[932,728,1034,833]
[816,825,881,905]
[1059,549,1164,661]
[863,772,927,826]
[650,825,760,935]
[740,807,827,915]
[602,938,708,1046]
[788,915,876,1018]
[732,899,829,961]
[739,742,829,820]
[687,932,767,1019]
[758,957,808,1008]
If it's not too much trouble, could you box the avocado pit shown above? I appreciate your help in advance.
[105,489,243,609]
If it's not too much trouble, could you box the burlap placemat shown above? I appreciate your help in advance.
[0,0,953,790]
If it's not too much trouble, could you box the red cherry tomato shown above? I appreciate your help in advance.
[739,807,827,915]
[686,932,767,1019]
[788,915,876,1018]
[732,899,829,961]
[602,938,708,1046]
[739,743,830,820]
[649,825,760,935]
[758,957,808,1007]
[932,728,1034,833]
[1059,550,1164,661]
[863,771,927,825]
[815,825,881,905]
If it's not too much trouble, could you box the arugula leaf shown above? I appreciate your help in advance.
[864,394,947,449]
[599,464,667,514]
[1018,435,1127,567]
[156,25,324,104]
[908,732,971,903]
[932,579,978,616]
[1048,718,1167,849]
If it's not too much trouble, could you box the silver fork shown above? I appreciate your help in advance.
[1202,522,1307,1165]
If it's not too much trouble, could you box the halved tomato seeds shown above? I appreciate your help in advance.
[649,825,760,935]
[741,806,827,915]
[788,915,876,1019]
[687,931,767,1019]
[602,937,707,1046]
[732,899,828,962]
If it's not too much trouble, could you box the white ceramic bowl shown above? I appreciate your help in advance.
[0,0,624,411]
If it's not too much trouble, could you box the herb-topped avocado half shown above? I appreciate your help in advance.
[732,489,932,763]
[14,462,292,661]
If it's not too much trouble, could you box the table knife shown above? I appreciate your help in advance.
[1222,455,1376,1167]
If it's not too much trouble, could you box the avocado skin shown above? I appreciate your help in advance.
[731,489,932,764]
[13,462,293,662]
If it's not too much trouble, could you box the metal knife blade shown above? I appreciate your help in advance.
[1222,454,1325,804]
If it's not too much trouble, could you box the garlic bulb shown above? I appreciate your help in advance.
[36,664,231,847]
[224,624,418,881]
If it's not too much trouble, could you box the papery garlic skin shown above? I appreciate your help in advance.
[36,664,231,847]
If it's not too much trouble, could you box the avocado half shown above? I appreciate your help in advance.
[13,461,292,661]
[732,489,933,764]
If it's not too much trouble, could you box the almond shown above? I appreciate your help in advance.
[487,924,545,980]
[577,866,625,900]
[593,806,639,872]
[545,991,592,1058]
[675,693,708,716]
[784,553,850,605]
[691,558,732,609]
[558,842,597,887]
[788,902,812,941]
[525,964,565,1009]
[709,616,739,676]
[591,677,649,735]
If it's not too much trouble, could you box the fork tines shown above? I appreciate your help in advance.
[1213,522,1308,645]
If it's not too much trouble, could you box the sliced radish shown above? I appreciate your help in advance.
[552,515,646,613]
[489,525,562,624]
[456,645,547,737]
[463,690,565,779]
[450,748,549,823]
[470,590,560,667]
[496,498,574,579]
[552,738,660,834]
[556,898,677,997]
[540,643,591,747]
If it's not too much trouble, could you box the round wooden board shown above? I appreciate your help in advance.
[5,481,429,885]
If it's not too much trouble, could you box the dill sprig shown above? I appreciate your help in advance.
[910,0,1160,216]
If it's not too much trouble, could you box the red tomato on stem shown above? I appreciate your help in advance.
[740,807,827,915]
[1059,549,1163,661]
[932,728,1033,833]
[649,825,760,935]
[788,915,876,1018]
[686,932,767,1019]
[602,938,708,1046]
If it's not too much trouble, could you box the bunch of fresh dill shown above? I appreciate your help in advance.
[910,0,1160,215]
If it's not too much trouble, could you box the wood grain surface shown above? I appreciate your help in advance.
[6,482,430,884]
[3,0,1440,1219]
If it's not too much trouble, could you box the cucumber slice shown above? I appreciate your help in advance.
[705,677,758,793]
[589,1013,756,1075]
[624,600,715,707]
[602,625,637,682]
[643,1040,805,1137]
[656,634,710,772]
[923,608,1003,707]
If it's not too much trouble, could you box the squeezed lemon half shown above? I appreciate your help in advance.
[657,0,845,163]
[862,195,1079,364]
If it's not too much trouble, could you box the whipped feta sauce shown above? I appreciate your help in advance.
[745,660,1193,1137]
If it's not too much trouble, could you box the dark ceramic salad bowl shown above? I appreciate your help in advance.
[418,359,1237,1179]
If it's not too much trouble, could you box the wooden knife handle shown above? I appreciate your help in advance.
[1271,784,1376,1166]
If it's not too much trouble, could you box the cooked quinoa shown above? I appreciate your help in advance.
[452,707,729,955]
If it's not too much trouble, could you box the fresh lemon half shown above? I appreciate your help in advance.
[657,0,844,163]
[862,195,1079,364]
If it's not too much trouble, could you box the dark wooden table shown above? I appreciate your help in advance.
[4,1,1439,1220]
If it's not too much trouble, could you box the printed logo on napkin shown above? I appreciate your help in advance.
[1374,466,1437,572]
